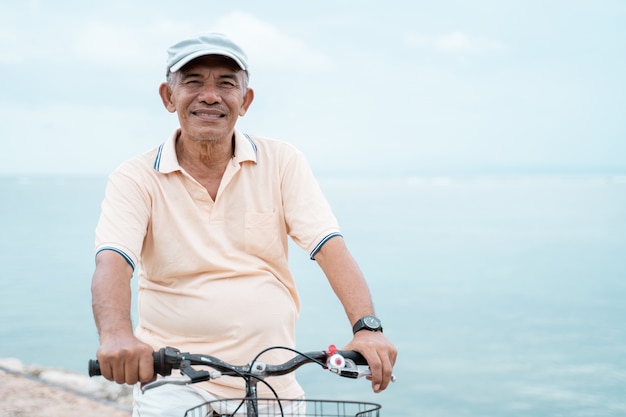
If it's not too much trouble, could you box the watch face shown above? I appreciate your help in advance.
[364,316,380,328]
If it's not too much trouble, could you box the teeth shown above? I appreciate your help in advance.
[195,112,222,117]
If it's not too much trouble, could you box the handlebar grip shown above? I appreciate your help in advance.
[88,350,173,378]
[338,350,368,365]
[88,359,101,377]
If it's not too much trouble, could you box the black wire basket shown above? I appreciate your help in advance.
[184,398,381,417]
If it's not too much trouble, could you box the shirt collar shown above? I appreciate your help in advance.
[153,129,257,173]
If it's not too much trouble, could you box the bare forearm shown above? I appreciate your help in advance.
[91,251,134,339]
[314,236,375,326]
[315,236,397,393]
[91,250,154,384]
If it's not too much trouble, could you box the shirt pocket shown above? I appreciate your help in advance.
[244,212,283,261]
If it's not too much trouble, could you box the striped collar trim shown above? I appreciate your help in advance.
[153,129,257,173]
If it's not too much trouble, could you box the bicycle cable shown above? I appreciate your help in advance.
[245,345,329,417]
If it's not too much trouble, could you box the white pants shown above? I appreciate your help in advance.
[132,383,306,417]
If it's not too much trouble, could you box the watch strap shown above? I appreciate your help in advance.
[352,315,383,334]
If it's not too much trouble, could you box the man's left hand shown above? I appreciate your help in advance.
[344,331,397,393]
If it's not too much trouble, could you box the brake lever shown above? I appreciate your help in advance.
[141,375,192,393]
[328,357,397,382]
[141,359,222,393]
[343,368,397,382]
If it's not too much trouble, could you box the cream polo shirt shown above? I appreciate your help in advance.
[95,129,341,398]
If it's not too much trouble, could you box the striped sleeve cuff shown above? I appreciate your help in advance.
[95,247,136,270]
[309,232,343,260]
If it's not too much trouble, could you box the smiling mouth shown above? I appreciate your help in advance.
[192,109,226,119]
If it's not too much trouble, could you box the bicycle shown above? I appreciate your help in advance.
[89,344,393,416]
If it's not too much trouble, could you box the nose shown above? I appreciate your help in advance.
[197,83,221,104]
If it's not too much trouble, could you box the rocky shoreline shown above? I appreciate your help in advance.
[0,358,132,417]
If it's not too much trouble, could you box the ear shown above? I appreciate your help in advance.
[239,88,255,117]
[159,82,177,113]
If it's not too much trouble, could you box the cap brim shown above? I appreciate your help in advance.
[169,50,247,72]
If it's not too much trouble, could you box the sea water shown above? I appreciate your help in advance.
[1,175,625,417]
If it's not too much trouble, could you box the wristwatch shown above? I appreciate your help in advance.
[352,315,383,334]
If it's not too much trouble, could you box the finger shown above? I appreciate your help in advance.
[100,360,114,381]
[370,343,397,392]
[126,364,140,385]
[367,351,384,393]
[378,352,393,391]
[96,351,116,382]
[139,350,156,383]
[97,346,122,383]
[113,359,128,384]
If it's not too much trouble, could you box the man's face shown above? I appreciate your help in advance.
[161,56,253,144]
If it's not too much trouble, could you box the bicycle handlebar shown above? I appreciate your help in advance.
[89,346,181,378]
[88,346,385,391]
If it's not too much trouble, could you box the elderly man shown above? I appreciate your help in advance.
[91,32,396,416]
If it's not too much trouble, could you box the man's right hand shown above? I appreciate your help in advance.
[96,334,155,385]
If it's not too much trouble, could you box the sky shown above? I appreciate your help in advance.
[1,0,625,176]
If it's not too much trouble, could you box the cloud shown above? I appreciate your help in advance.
[72,19,193,71]
[73,23,150,68]
[406,31,504,54]
[212,11,333,71]
[66,11,332,73]
[0,25,24,64]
